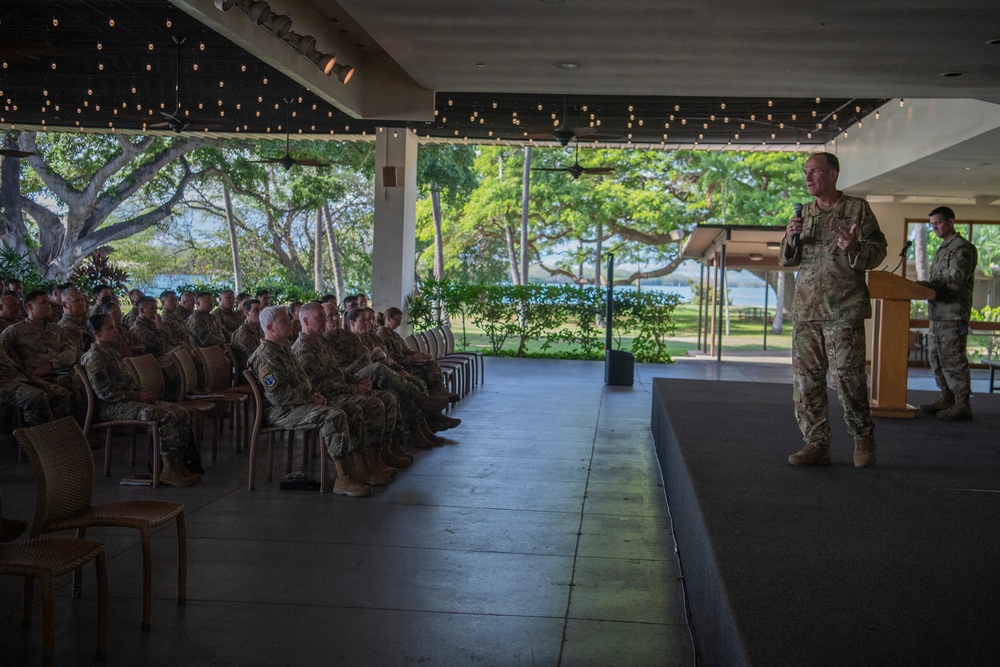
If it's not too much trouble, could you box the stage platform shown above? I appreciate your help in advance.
[651,379,1000,666]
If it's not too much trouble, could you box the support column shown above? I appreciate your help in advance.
[372,127,419,333]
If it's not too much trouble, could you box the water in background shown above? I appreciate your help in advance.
[621,284,777,308]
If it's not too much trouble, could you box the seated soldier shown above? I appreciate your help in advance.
[352,307,460,433]
[158,290,192,349]
[254,289,271,309]
[1,291,85,422]
[187,292,227,348]
[47,284,66,324]
[101,298,146,358]
[0,293,22,332]
[131,295,184,398]
[0,345,69,425]
[58,286,90,360]
[293,302,410,474]
[81,313,200,486]
[377,307,460,404]
[212,289,242,338]
[289,301,303,338]
[231,299,262,375]
[177,291,196,320]
[6,279,24,300]
[123,288,145,327]
[325,302,443,448]
[247,306,374,497]
[88,284,114,317]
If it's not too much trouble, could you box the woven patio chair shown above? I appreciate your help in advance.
[441,323,485,385]
[171,349,237,462]
[193,345,251,453]
[14,417,187,632]
[75,365,164,488]
[1,488,107,666]
[129,353,214,461]
[242,370,326,492]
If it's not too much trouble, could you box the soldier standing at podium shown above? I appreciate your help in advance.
[780,152,887,468]
[918,206,978,421]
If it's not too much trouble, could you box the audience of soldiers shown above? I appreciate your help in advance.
[0,282,461,495]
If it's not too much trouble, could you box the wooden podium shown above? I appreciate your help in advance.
[867,271,935,418]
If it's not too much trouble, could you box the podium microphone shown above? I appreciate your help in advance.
[890,239,913,273]
[791,202,803,247]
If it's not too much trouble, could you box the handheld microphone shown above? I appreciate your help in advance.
[791,202,803,248]
[898,239,913,257]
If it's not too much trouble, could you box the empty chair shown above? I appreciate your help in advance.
[14,417,188,632]
[442,323,484,385]
[193,345,250,453]
[0,489,108,667]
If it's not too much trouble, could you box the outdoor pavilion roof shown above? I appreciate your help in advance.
[681,224,791,271]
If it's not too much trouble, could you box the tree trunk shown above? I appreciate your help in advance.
[504,225,521,285]
[521,146,531,285]
[913,223,929,281]
[772,271,786,334]
[322,205,346,301]
[222,183,243,294]
[314,209,323,293]
[431,184,444,280]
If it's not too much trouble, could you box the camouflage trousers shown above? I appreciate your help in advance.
[354,362,427,433]
[792,322,875,445]
[928,320,971,397]
[327,391,395,451]
[265,403,350,459]
[0,380,69,426]
[405,360,445,394]
[99,400,192,458]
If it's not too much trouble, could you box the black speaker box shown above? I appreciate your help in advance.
[605,349,634,386]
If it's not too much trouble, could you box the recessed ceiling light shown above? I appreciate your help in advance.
[940,71,965,77]
[555,62,581,70]
[476,63,486,68]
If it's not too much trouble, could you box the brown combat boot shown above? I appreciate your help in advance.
[389,440,414,465]
[938,394,972,421]
[787,442,831,466]
[159,454,201,486]
[853,437,876,468]
[333,459,372,497]
[919,389,955,414]
[365,447,398,478]
[415,392,449,412]
[351,450,391,486]
[380,442,411,470]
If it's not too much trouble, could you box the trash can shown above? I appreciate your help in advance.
[605,349,634,386]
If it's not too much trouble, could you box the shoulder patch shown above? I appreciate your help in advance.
[264,374,276,387]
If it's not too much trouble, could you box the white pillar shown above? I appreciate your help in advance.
[372,128,419,333]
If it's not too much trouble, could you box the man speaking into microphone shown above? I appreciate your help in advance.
[779,152,887,468]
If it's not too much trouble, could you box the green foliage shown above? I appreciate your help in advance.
[69,251,131,298]
[0,242,47,291]
[407,279,679,363]
[972,305,1000,359]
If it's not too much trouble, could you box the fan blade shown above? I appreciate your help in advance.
[0,149,36,158]
[581,167,615,174]
[531,167,572,173]
[290,159,330,167]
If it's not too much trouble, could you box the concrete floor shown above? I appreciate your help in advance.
[1,354,991,665]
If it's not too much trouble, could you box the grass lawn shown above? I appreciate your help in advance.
[443,303,793,362]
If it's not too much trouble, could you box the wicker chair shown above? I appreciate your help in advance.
[171,349,242,462]
[129,353,214,462]
[0,490,108,666]
[14,417,187,632]
[242,370,326,492]
[75,365,164,487]
[193,345,251,454]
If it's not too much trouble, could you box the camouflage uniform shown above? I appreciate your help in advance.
[130,317,170,357]
[0,315,20,333]
[248,339,353,459]
[779,195,887,446]
[80,343,191,458]
[292,333,401,449]
[58,314,88,361]
[187,310,227,348]
[0,348,68,425]
[212,307,242,338]
[123,306,140,329]
[161,311,192,349]
[231,320,263,373]
[376,325,447,393]
[112,324,146,358]
[0,318,84,416]
[326,329,426,434]
[926,233,978,397]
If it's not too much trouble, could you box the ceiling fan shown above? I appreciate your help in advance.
[532,144,615,180]
[253,99,331,170]
[149,36,218,134]
[527,98,623,146]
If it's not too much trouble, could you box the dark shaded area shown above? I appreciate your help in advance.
[652,378,1000,667]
